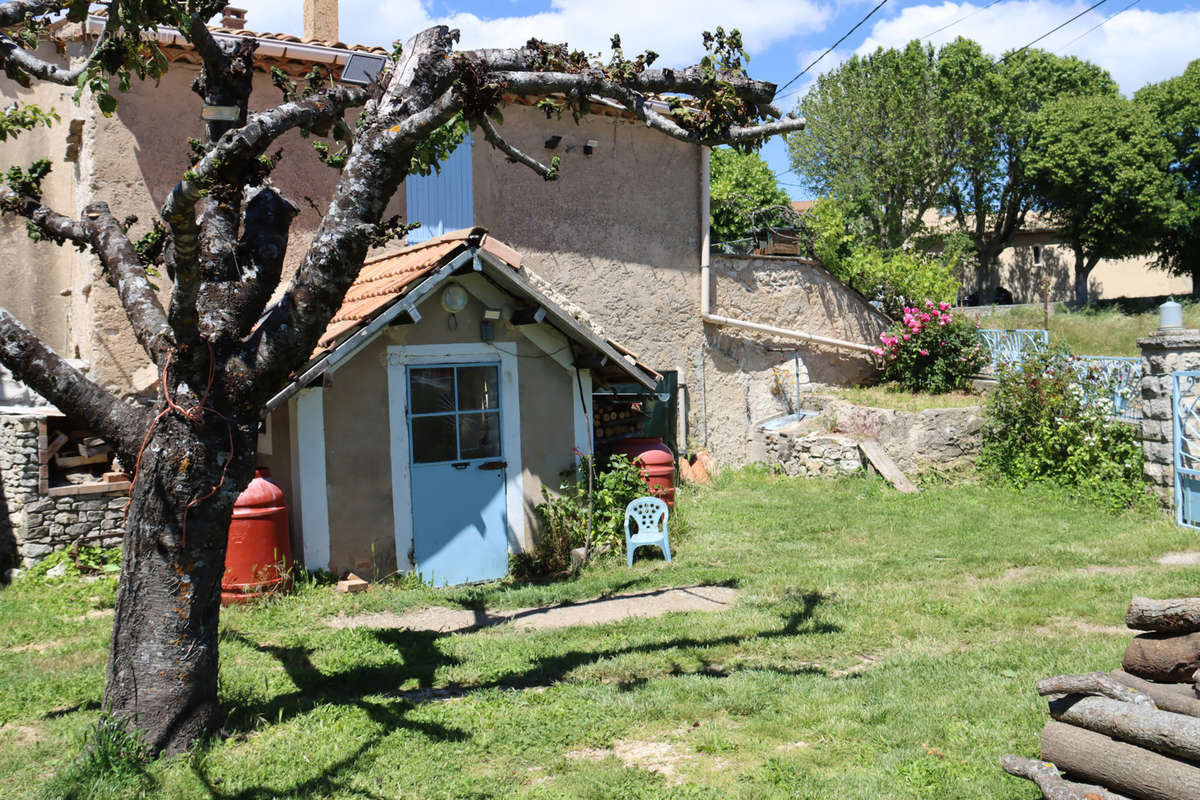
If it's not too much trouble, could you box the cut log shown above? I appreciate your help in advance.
[1123,633,1200,683]
[1047,694,1200,765]
[1040,720,1200,800]
[1110,671,1200,718]
[1064,781,1133,800]
[1037,672,1155,707]
[1000,754,1088,800]
[1126,599,1200,634]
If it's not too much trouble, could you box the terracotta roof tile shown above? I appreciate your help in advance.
[313,228,516,355]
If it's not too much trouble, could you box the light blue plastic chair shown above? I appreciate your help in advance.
[624,496,672,566]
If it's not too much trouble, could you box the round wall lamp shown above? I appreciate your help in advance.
[440,283,468,314]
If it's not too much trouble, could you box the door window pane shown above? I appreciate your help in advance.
[457,365,499,411]
[411,415,457,463]
[458,411,501,460]
[410,367,455,415]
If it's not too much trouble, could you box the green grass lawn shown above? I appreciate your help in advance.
[2,471,1198,799]
[975,298,1200,357]
[832,385,984,411]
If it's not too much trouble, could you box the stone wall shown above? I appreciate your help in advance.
[0,414,127,567]
[755,396,985,477]
[1137,330,1200,504]
[761,430,864,477]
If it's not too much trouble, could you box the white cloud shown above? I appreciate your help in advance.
[856,1,1200,94]
[232,0,833,68]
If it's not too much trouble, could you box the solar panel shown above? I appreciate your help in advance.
[340,53,388,86]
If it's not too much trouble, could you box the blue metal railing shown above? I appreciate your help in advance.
[1172,371,1200,529]
[978,329,1049,372]
[1071,356,1143,422]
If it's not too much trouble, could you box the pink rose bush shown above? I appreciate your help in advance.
[874,300,988,393]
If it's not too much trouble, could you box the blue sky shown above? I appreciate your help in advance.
[235,0,1200,200]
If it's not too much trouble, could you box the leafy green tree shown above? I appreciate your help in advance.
[1136,60,1200,293]
[787,41,950,249]
[708,146,791,244]
[1026,94,1175,305]
[938,41,1118,301]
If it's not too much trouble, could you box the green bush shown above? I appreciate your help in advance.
[979,348,1147,510]
[514,454,649,579]
[875,301,988,393]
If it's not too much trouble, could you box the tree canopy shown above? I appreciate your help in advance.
[708,146,791,244]
[1136,59,1200,293]
[1026,93,1176,305]
[0,2,802,756]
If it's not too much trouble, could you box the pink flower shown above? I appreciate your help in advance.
[920,349,928,356]
[925,299,935,308]
[939,301,950,311]
[904,334,911,341]
[872,347,884,355]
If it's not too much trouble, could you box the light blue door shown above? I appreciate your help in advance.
[408,363,508,585]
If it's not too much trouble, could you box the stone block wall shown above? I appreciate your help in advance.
[756,397,986,480]
[1137,331,1200,504]
[0,413,128,566]
[761,431,863,477]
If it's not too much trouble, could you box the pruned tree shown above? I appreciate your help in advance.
[0,4,802,755]
[1026,93,1176,306]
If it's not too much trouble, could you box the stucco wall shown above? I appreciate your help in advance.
[988,238,1190,304]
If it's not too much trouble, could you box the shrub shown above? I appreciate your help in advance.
[979,348,1147,510]
[514,454,649,579]
[838,247,960,318]
[875,301,988,393]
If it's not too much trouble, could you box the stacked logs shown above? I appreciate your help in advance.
[593,402,644,442]
[1002,597,1200,800]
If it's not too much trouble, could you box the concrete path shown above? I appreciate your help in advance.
[326,584,739,634]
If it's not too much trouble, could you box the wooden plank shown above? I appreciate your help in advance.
[858,439,918,494]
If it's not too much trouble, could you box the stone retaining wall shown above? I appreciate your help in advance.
[0,414,127,567]
[760,431,863,477]
[755,395,985,477]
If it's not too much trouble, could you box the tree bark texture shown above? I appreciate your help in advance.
[1047,695,1200,765]
[1037,672,1155,707]
[103,413,258,754]
[1123,633,1200,684]
[1040,720,1200,800]
[1000,754,1089,800]
[1126,599,1200,635]
[1110,671,1200,718]
[1063,781,1133,800]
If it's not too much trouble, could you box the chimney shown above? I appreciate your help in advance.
[220,7,246,30]
[303,0,339,42]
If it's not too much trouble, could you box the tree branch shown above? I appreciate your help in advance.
[1000,755,1086,800]
[476,114,557,180]
[82,201,171,359]
[0,306,147,458]
[0,0,64,29]
[160,84,367,342]
[0,185,87,243]
[493,71,804,145]
[219,187,298,338]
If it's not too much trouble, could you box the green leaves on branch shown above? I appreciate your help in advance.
[0,102,57,142]
[4,159,52,202]
[410,112,468,177]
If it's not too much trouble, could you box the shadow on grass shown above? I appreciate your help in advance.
[199,589,834,799]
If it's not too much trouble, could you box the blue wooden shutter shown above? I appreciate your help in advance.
[405,136,473,243]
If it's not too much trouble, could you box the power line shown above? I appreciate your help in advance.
[1060,0,1141,48]
[999,0,1111,63]
[921,0,1004,40]
[776,0,890,96]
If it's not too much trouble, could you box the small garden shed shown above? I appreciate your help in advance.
[260,227,657,585]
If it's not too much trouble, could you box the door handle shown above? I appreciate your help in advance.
[479,460,507,471]
[452,461,470,470]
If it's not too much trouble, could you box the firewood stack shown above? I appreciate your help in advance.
[1002,597,1200,800]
